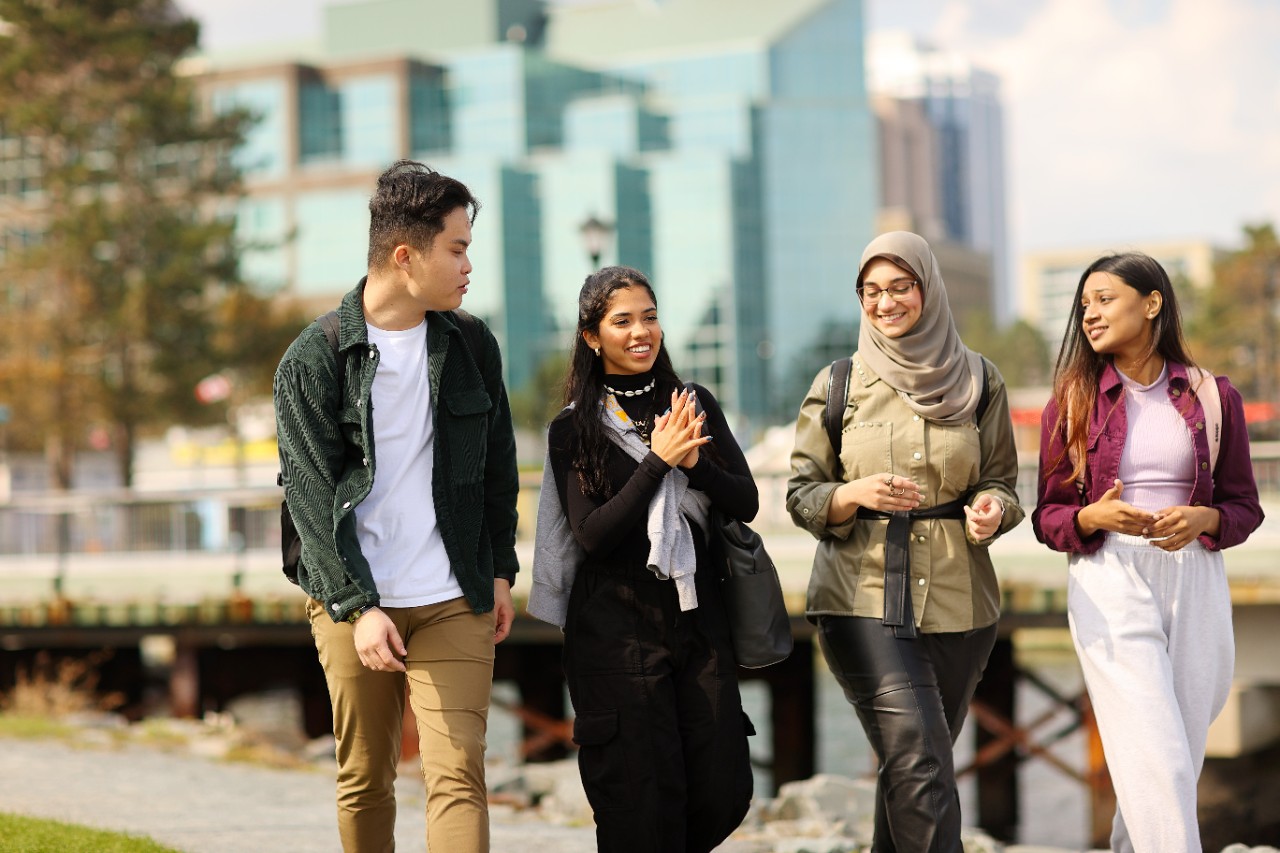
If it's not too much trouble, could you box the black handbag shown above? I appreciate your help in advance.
[712,509,793,669]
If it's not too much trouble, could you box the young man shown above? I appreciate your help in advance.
[274,160,519,852]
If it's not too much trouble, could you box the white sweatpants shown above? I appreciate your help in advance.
[1067,533,1233,853]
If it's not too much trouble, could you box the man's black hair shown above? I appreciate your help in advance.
[367,160,480,270]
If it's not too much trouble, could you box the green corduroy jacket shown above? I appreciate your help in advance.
[273,280,520,623]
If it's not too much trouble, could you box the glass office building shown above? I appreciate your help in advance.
[195,0,877,428]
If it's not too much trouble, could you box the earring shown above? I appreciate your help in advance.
[592,347,600,357]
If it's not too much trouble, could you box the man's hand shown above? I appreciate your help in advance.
[493,578,515,644]
[353,608,407,673]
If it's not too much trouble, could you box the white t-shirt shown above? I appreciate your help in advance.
[355,321,463,607]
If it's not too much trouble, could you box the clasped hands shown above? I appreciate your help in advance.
[1077,479,1219,551]
[650,388,710,469]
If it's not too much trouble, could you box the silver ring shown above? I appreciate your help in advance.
[884,475,894,487]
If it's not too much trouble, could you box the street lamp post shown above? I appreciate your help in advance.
[578,214,614,269]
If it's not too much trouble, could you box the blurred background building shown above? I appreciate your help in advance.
[1021,238,1221,348]
[189,0,885,429]
[866,31,1009,325]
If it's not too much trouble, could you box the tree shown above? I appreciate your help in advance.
[963,315,1053,389]
[1187,224,1280,409]
[509,351,570,434]
[0,0,300,487]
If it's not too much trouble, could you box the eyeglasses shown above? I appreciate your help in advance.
[858,280,918,304]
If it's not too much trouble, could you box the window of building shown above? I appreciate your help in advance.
[211,79,288,178]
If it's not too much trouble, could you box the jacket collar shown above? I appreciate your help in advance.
[1099,358,1189,396]
[337,278,372,353]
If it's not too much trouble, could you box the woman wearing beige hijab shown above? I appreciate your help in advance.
[787,231,1023,851]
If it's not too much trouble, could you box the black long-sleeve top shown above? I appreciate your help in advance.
[547,376,758,571]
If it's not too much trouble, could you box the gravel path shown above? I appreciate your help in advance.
[0,736,597,853]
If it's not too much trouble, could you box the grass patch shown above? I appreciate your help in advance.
[0,812,181,852]
[0,714,76,741]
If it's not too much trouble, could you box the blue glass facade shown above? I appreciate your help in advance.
[210,80,289,178]
[295,189,369,295]
[198,0,875,429]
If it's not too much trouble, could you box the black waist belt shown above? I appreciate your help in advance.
[860,496,968,639]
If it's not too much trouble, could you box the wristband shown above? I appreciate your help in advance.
[346,605,375,624]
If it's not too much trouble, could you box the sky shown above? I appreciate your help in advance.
[175,0,1280,256]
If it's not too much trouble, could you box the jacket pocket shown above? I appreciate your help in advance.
[572,709,619,746]
[843,421,892,480]
[444,388,491,484]
[446,388,492,416]
[337,405,364,451]
[572,709,628,811]
[942,422,981,492]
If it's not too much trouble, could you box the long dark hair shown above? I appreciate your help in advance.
[1050,252,1198,485]
[561,266,680,498]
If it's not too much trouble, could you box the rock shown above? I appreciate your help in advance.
[303,734,336,765]
[961,826,1004,852]
[518,759,592,824]
[224,688,307,749]
[757,773,876,841]
[62,710,128,730]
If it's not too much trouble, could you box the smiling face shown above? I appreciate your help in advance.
[859,257,923,338]
[1080,270,1161,362]
[581,285,662,375]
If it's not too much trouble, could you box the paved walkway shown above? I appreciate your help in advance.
[0,736,597,853]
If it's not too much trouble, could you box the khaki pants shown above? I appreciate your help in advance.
[309,596,495,853]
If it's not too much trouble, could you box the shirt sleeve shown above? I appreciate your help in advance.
[682,383,759,522]
[967,362,1025,543]
[273,355,364,608]
[475,326,521,585]
[1031,394,1104,554]
[786,367,858,541]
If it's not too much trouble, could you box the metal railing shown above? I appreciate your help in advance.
[3,449,1278,559]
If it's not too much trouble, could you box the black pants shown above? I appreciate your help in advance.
[818,615,997,853]
[563,562,754,853]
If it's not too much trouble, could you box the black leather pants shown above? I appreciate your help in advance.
[818,616,997,853]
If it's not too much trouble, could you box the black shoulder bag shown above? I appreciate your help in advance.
[686,384,792,668]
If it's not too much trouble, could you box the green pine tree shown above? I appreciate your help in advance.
[0,0,301,487]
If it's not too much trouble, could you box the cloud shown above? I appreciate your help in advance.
[924,0,1280,250]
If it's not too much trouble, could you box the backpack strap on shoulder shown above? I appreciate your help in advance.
[1188,366,1222,474]
[825,356,853,475]
[975,356,991,425]
[316,310,345,388]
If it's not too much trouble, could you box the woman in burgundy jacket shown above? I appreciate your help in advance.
[1033,252,1263,853]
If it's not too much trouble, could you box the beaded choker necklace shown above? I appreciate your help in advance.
[604,377,656,398]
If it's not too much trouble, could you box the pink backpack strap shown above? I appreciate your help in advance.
[1187,367,1221,475]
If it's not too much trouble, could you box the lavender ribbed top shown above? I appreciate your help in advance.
[1116,363,1196,511]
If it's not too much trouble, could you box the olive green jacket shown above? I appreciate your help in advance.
[274,281,519,623]
[787,354,1023,632]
